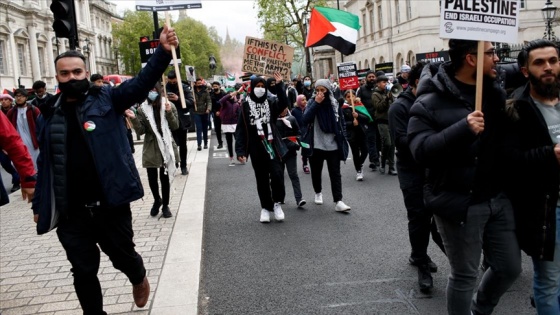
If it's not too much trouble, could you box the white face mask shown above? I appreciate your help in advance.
[254,87,266,98]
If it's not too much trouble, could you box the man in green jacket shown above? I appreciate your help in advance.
[193,78,212,150]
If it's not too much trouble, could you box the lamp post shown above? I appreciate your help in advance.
[209,55,217,76]
[302,12,312,78]
[82,38,91,71]
[113,47,119,74]
[542,0,557,41]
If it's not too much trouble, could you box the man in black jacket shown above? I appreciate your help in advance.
[408,39,521,315]
[166,70,195,175]
[504,39,560,314]
[210,81,226,149]
[356,70,380,171]
[389,61,445,293]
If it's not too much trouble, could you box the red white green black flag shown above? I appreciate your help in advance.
[305,7,361,55]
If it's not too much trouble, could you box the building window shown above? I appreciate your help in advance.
[17,43,27,75]
[520,0,525,9]
[38,47,46,76]
[377,5,383,33]
[0,40,6,74]
[395,0,401,24]
[406,0,412,20]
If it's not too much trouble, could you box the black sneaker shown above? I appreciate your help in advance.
[418,264,433,292]
[197,146,202,151]
[409,257,438,273]
[203,144,208,149]
[150,199,162,217]
[10,183,20,193]
[162,205,172,218]
[369,163,378,171]
[181,167,188,175]
[217,144,223,149]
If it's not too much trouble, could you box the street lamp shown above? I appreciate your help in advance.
[542,0,557,41]
[113,47,119,74]
[302,12,312,78]
[209,55,217,76]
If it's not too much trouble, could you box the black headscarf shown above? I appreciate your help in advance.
[266,77,277,96]
[249,77,268,103]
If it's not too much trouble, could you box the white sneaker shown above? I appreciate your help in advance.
[335,201,351,212]
[273,203,285,221]
[314,193,323,205]
[260,209,271,223]
[356,171,364,181]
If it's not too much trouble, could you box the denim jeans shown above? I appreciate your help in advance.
[532,206,560,315]
[434,192,521,315]
[194,113,208,146]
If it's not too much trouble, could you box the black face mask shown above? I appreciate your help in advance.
[59,78,90,98]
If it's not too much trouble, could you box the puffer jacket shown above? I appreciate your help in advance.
[407,61,508,225]
[32,45,172,234]
[503,83,558,261]
[193,86,212,115]
[130,98,180,168]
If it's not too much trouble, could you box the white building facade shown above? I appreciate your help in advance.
[312,0,559,77]
[0,0,120,92]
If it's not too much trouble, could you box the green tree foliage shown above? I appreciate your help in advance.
[112,11,222,80]
[255,0,328,48]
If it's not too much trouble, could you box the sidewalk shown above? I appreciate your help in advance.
[0,137,209,314]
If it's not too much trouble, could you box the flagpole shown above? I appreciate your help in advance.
[337,0,344,63]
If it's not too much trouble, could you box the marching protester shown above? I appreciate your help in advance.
[0,93,20,192]
[503,39,560,315]
[166,70,195,175]
[302,75,314,101]
[193,78,212,151]
[210,81,226,149]
[235,72,289,223]
[408,39,521,315]
[356,70,380,171]
[32,24,179,314]
[219,86,242,164]
[128,82,179,219]
[341,90,371,181]
[30,80,54,111]
[301,79,350,212]
[291,94,310,174]
[7,88,41,170]
[276,107,306,208]
[388,61,445,292]
[372,74,397,175]
[0,112,35,206]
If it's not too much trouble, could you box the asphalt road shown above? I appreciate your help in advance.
[199,133,535,315]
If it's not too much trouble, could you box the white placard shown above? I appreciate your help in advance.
[439,0,519,43]
[135,0,201,11]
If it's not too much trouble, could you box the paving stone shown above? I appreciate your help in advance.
[0,297,32,308]
[7,281,47,291]
[17,287,56,298]
[0,304,43,315]
[38,301,80,312]
[33,272,70,282]
[29,293,69,305]
[102,303,133,314]
[1,276,36,285]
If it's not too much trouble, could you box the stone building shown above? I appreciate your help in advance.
[311,0,559,77]
[0,0,120,92]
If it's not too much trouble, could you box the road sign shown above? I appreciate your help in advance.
[135,0,202,11]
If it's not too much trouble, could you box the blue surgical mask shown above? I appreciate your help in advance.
[148,91,158,101]
[304,80,311,87]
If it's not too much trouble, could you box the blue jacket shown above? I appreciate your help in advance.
[32,45,172,235]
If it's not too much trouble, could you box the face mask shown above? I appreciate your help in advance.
[304,80,311,87]
[58,78,90,98]
[254,87,266,98]
[148,91,158,101]
[213,88,220,92]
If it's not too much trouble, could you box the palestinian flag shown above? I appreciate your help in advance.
[305,7,360,55]
[354,103,373,123]
[226,72,235,81]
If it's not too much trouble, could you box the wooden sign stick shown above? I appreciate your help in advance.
[165,12,187,109]
[475,41,484,112]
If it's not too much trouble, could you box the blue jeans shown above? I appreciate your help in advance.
[532,206,560,315]
[194,114,208,146]
[435,192,521,315]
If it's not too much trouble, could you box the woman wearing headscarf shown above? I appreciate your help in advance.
[236,72,289,223]
[291,94,310,174]
[127,82,179,218]
[301,79,351,212]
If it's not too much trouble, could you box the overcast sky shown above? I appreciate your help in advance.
[111,0,262,43]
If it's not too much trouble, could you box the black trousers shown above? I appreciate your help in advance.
[401,182,445,262]
[212,114,223,145]
[309,149,343,202]
[225,132,235,158]
[349,131,368,172]
[172,128,187,169]
[249,144,284,211]
[147,167,170,206]
[56,204,145,315]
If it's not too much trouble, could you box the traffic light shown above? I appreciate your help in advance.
[50,0,78,49]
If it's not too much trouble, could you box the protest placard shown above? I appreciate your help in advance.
[241,37,295,78]
[337,62,360,90]
[416,51,451,63]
